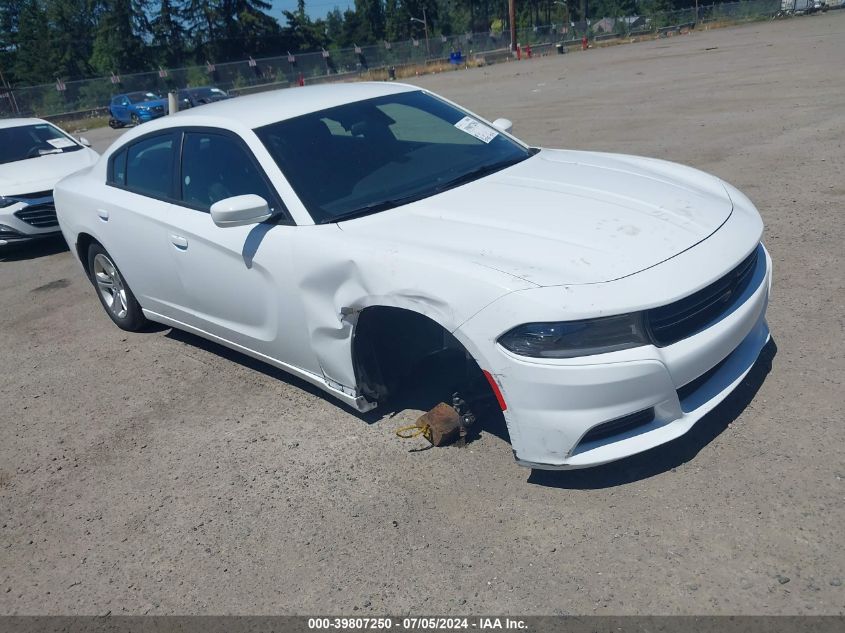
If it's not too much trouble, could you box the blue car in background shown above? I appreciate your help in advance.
[108,92,168,128]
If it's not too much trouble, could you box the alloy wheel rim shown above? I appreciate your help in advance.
[93,253,128,319]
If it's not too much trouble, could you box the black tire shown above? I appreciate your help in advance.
[87,243,147,331]
[108,118,123,129]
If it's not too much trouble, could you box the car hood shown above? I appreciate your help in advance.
[0,149,98,195]
[340,149,734,286]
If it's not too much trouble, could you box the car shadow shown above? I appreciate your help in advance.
[163,327,347,407]
[160,327,512,441]
[527,338,777,490]
[0,236,69,261]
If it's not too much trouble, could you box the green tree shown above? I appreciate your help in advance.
[151,0,187,67]
[13,0,55,85]
[357,0,385,41]
[0,0,23,84]
[384,0,403,40]
[184,0,220,61]
[229,0,283,57]
[90,0,150,74]
[47,0,96,80]
[281,5,326,52]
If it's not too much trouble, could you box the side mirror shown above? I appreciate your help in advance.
[210,194,272,228]
[491,118,513,133]
[78,137,91,147]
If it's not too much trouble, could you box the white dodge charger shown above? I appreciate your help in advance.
[54,83,772,469]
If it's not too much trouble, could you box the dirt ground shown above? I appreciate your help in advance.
[1,13,844,616]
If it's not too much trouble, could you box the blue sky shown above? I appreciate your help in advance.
[270,0,352,20]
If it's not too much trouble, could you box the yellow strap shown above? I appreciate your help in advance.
[395,423,432,442]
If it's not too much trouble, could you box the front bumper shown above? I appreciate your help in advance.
[0,197,60,246]
[475,244,772,469]
[136,108,166,122]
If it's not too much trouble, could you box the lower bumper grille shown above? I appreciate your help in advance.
[647,247,760,347]
[580,407,656,445]
[15,203,58,228]
[677,356,730,403]
[0,224,24,239]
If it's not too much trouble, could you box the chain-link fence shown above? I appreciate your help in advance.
[0,0,782,121]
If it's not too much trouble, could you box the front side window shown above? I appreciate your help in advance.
[127,92,162,104]
[0,123,83,165]
[124,133,176,198]
[255,90,532,223]
[180,132,277,212]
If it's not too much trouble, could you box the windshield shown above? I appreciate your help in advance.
[0,123,83,165]
[127,92,161,104]
[193,88,227,99]
[255,90,533,223]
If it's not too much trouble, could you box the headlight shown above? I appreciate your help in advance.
[0,196,17,208]
[498,313,649,359]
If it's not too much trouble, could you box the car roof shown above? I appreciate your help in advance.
[170,82,418,129]
[0,117,49,130]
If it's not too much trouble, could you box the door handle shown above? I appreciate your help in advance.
[170,234,188,250]
[97,209,109,221]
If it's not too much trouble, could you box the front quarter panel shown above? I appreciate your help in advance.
[289,223,536,392]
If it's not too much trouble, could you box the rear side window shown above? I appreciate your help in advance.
[124,133,176,198]
[110,148,127,186]
[180,132,277,212]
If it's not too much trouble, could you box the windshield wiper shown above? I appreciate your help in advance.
[432,157,527,195]
[325,192,431,224]
[324,155,531,224]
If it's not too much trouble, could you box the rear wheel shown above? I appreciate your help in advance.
[130,113,141,126]
[87,243,147,331]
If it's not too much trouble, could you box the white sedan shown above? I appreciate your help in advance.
[54,83,771,469]
[0,118,99,246]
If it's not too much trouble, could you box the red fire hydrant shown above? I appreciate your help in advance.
[581,36,588,50]
[525,43,533,58]
[298,73,305,86]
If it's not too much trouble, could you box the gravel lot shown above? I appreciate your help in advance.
[1,13,843,615]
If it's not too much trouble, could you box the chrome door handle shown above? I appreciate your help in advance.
[170,235,188,250]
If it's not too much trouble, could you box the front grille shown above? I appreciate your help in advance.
[7,189,52,200]
[580,408,655,445]
[646,248,760,347]
[15,203,58,228]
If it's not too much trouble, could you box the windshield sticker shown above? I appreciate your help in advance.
[454,116,498,144]
[46,137,76,149]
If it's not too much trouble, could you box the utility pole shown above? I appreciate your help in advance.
[509,0,517,53]
[410,8,430,58]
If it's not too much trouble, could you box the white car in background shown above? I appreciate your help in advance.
[0,118,99,246]
[54,83,772,470]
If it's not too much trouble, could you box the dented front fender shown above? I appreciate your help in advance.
[291,224,534,395]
